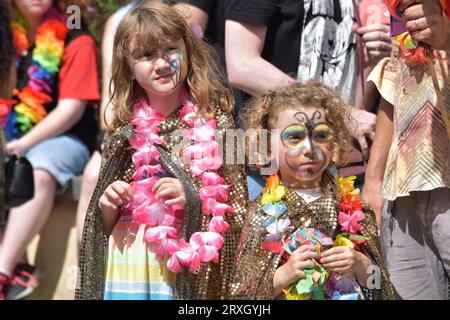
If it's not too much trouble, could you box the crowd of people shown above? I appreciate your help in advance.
[0,0,449,300]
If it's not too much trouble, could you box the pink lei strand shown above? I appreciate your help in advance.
[128,91,234,273]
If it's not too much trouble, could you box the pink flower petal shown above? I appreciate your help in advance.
[144,226,177,242]
[197,245,219,263]
[167,254,182,273]
[199,184,229,203]
[202,198,233,216]
[209,216,230,233]
[132,200,173,226]
[190,156,223,176]
[190,232,223,250]
[132,164,163,180]
[201,172,225,186]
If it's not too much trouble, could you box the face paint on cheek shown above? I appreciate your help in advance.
[287,147,302,157]
[169,59,179,72]
[315,146,325,161]
[304,138,315,155]
[169,49,185,88]
[169,50,184,71]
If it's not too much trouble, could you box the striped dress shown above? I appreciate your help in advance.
[368,45,450,201]
[103,206,176,300]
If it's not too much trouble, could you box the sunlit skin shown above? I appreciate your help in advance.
[100,39,189,234]
[271,107,332,190]
[128,39,188,97]
[14,0,53,20]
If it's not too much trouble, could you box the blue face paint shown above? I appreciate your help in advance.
[168,50,184,72]
[169,59,179,72]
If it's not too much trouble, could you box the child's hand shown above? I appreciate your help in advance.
[99,181,133,235]
[273,245,319,298]
[99,181,133,212]
[320,246,365,274]
[152,178,186,208]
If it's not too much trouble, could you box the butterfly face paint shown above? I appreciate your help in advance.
[131,40,188,96]
[168,49,185,88]
[281,123,332,152]
[274,108,332,185]
[169,49,184,72]
[282,110,331,166]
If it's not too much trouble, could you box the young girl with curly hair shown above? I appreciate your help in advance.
[230,81,395,300]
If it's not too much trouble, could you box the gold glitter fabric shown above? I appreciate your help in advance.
[229,171,396,300]
[75,106,248,300]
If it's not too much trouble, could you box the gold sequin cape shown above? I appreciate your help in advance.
[229,172,395,300]
[76,107,248,300]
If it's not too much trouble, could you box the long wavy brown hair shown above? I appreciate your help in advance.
[240,81,353,168]
[107,1,233,131]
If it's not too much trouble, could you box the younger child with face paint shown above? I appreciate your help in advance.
[76,2,249,300]
[229,82,395,300]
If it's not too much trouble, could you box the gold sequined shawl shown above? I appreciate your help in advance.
[229,171,396,300]
[75,107,248,300]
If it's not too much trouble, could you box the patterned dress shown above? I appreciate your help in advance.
[103,205,177,300]
[368,44,450,201]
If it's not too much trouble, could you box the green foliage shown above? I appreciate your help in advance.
[94,0,129,16]
[86,0,131,42]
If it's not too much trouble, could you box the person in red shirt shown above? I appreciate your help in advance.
[0,0,99,300]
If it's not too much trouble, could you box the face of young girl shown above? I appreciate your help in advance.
[272,106,333,189]
[14,0,53,19]
[129,39,188,97]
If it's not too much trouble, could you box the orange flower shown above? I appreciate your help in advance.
[11,22,29,57]
[261,175,286,205]
[264,175,280,191]
[18,88,51,116]
[38,20,68,41]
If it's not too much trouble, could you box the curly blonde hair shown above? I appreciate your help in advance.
[240,81,353,168]
[107,1,233,131]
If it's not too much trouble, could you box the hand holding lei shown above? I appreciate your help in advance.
[260,174,369,300]
[128,90,234,274]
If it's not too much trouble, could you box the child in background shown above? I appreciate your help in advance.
[0,0,99,300]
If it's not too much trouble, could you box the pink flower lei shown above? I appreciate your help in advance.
[128,90,234,274]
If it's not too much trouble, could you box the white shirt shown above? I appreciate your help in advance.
[294,187,323,204]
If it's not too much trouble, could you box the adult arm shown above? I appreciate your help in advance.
[361,98,394,229]
[225,20,295,96]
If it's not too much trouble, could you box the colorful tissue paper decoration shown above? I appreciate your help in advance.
[283,228,333,255]
[0,12,68,141]
[260,175,369,300]
[282,228,333,300]
[281,228,364,300]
